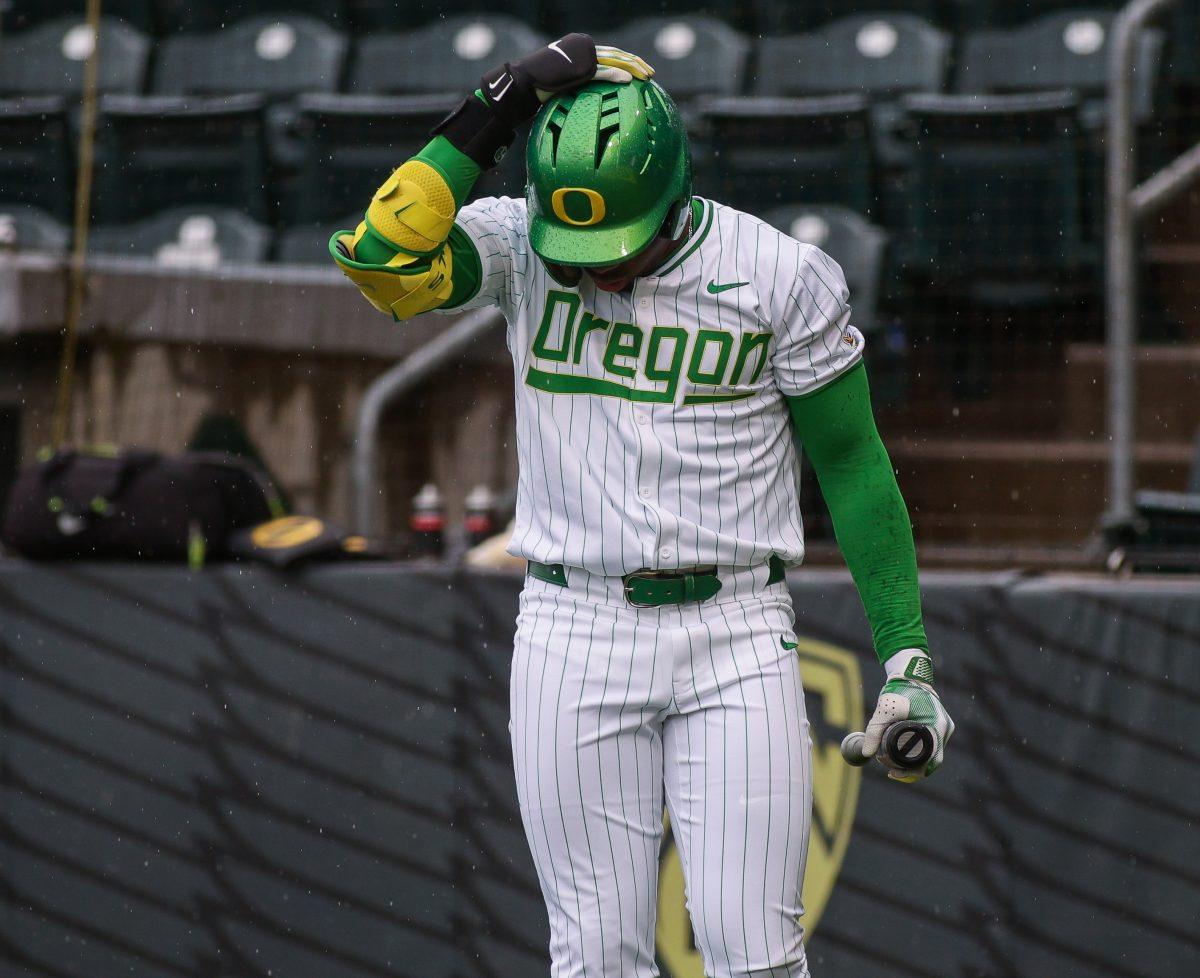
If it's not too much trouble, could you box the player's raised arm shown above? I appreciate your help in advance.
[777,246,954,782]
[328,34,652,321]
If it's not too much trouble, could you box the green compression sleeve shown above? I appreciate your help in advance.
[786,360,929,662]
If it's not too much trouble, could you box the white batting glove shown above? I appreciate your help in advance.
[861,649,954,782]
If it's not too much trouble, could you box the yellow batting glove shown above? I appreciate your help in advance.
[594,45,654,82]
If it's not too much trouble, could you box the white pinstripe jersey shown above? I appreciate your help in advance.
[440,195,865,575]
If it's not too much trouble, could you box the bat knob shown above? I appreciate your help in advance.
[840,731,870,767]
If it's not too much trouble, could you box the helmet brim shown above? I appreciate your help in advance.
[528,199,672,268]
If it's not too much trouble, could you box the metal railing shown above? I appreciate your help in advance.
[1105,0,1200,529]
[352,307,504,536]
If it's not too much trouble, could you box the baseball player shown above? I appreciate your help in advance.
[331,34,953,978]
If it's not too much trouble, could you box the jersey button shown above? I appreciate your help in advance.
[638,298,649,309]
[635,412,649,425]
[640,487,652,499]
[660,547,673,560]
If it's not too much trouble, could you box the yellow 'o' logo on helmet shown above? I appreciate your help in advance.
[550,187,606,226]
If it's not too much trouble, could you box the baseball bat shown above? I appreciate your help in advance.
[840,721,935,770]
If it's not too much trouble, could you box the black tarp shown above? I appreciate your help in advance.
[1,562,1197,977]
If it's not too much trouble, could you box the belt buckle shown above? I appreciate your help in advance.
[623,572,658,608]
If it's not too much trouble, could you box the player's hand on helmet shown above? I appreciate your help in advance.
[481,34,653,128]
[594,45,654,85]
[861,651,954,782]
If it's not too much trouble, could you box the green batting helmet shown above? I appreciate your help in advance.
[525,78,692,267]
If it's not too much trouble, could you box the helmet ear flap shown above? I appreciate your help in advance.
[664,196,690,240]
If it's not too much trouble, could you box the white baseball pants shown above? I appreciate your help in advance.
[510,563,813,978]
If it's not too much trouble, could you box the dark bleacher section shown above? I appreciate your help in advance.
[0,0,1179,293]
[0,0,1194,554]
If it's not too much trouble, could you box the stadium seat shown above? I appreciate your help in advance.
[275,215,359,265]
[896,91,1088,283]
[693,95,875,217]
[955,1,1125,30]
[539,1,748,36]
[957,9,1163,244]
[0,16,150,97]
[752,1,944,35]
[0,0,156,34]
[288,93,523,223]
[754,14,950,168]
[156,1,349,33]
[153,15,347,97]
[0,202,70,254]
[92,94,268,224]
[755,15,949,98]
[762,205,888,333]
[957,10,1163,130]
[89,206,272,266]
[0,97,73,220]
[347,0,542,33]
[348,15,546,95]
[608,16,750,102]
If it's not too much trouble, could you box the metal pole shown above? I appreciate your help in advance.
[1103,0,1174,529]
[1131,141,1200,219]
[352,307,503,536]
[50,0,104,447]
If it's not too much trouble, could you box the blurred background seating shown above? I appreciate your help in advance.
[0,0,1196,559]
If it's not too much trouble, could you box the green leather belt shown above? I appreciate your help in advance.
[527,555,786,607]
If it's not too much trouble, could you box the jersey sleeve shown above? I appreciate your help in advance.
[771,243,865,398]
[435,196,528,317]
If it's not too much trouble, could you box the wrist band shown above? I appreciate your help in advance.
[430,94,515,170]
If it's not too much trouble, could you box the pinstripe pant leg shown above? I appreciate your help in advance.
[663,594,813,978]
[510,583,670,978]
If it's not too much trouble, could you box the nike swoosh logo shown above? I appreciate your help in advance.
[548,40,573,63]
[487,74,513,100]
[707,279,749,294]
[780,637,798,650]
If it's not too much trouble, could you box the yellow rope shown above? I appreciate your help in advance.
[51,0,104,448]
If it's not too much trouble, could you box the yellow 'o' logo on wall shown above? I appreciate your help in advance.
[550,187,606,226]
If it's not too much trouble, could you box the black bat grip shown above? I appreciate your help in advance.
[883,721,935,770]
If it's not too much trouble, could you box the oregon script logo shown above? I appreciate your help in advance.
[525,290,772,407]
[655,636,864,976]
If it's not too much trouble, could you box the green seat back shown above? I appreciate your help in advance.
[958,10,1162,124]
[755,15,949,97]
[899,91,1086,276]
[349,15,546,95]
[93,94,268,223]
[696,94,875,217]
[156,1,348,33]
[753,0,943,34]
[957,1,1124,29]
[0,16,149,97]
[153,15,347,97]
[348,0,541,33]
